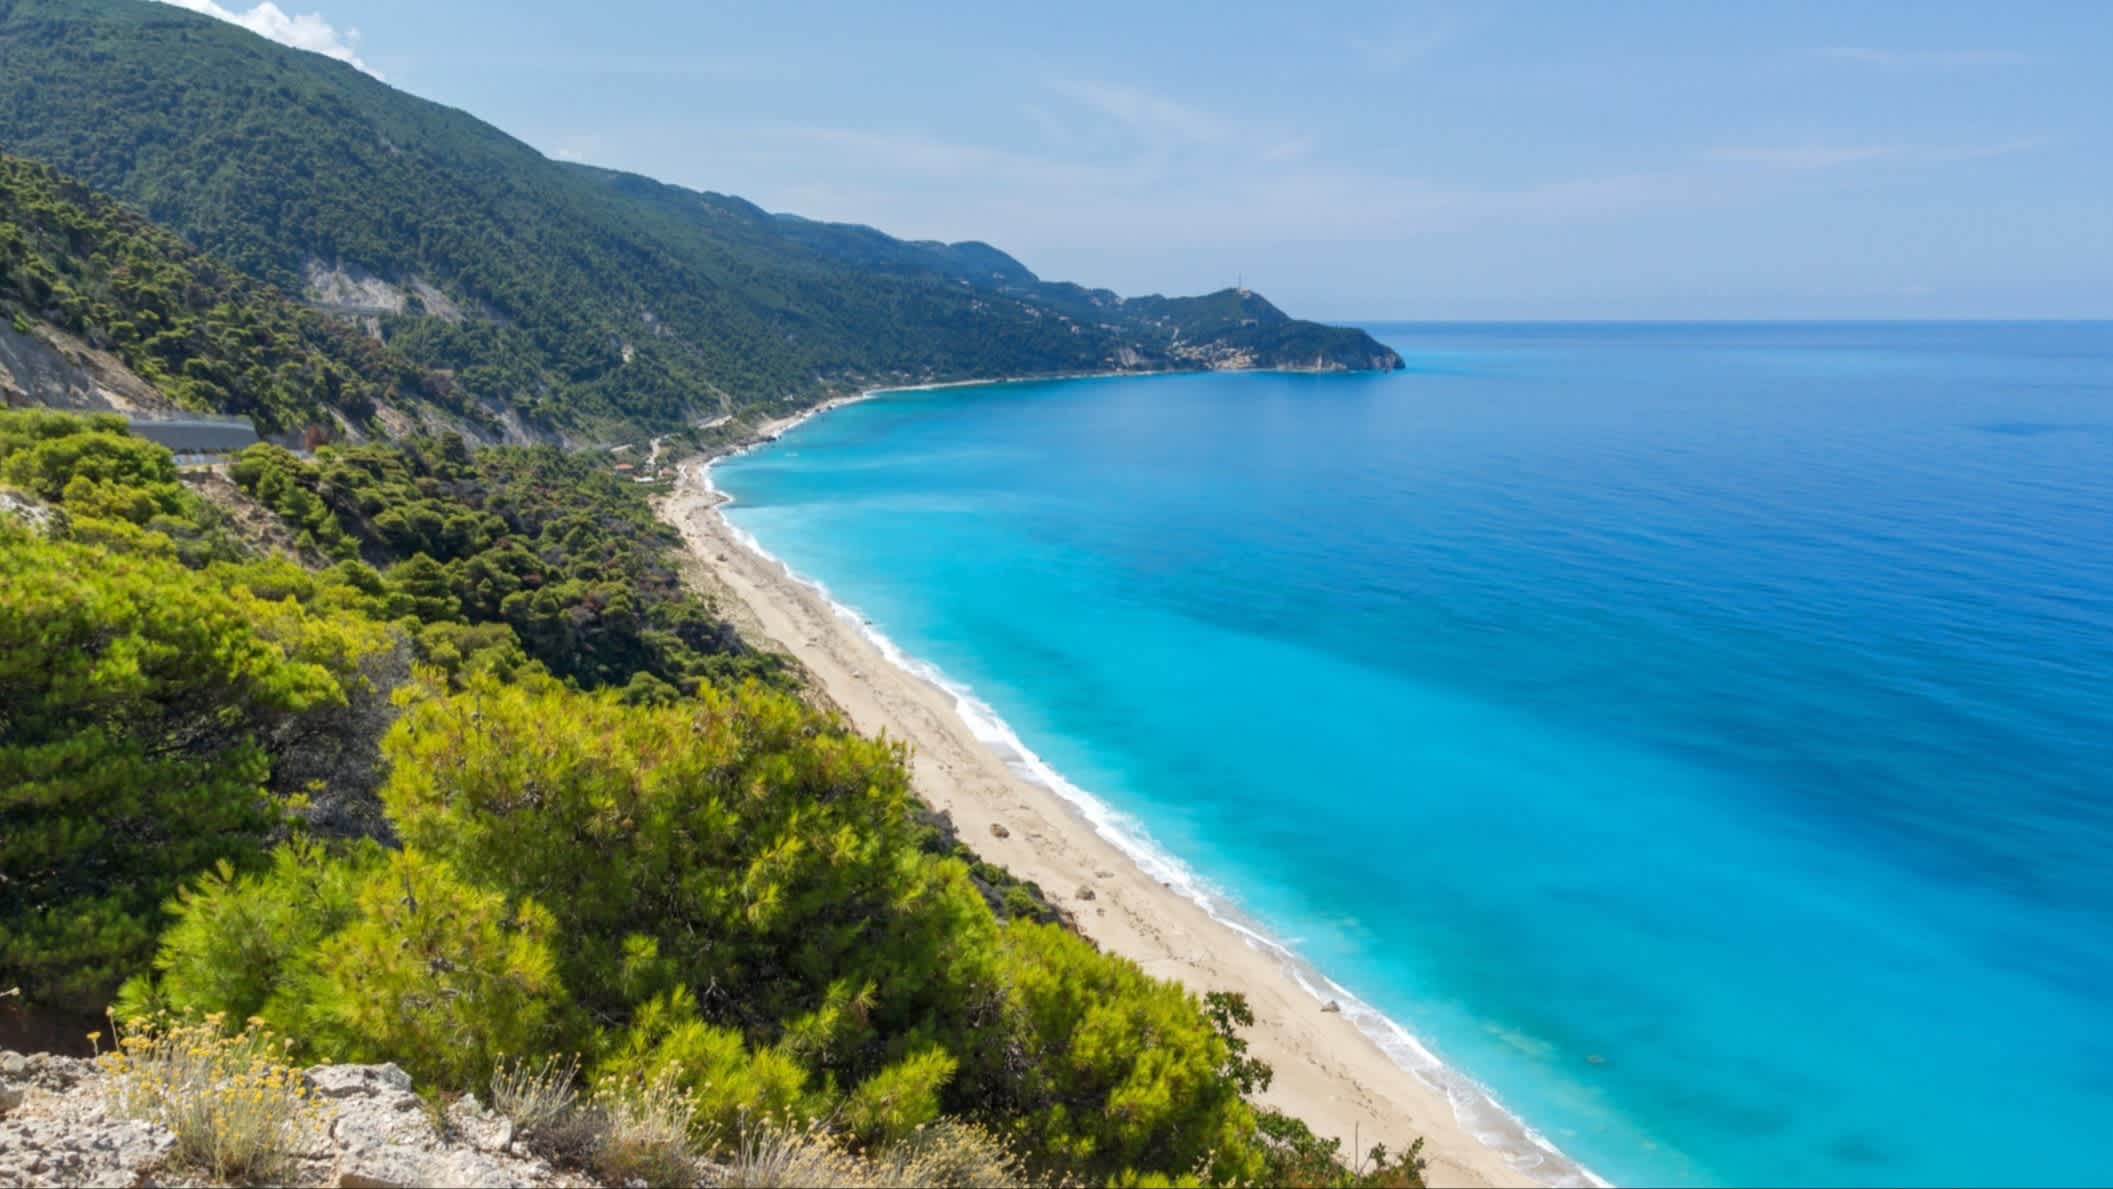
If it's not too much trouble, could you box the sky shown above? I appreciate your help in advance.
[162,0,2111,320]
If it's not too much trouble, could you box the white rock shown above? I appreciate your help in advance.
[308,1063,416,1099]
[446,1095,516,1153]
[2,1051,569,1188]
[329,1070,437,1188]
[0,1112,174,1189]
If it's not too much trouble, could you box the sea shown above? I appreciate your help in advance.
[710,322,2113,1187]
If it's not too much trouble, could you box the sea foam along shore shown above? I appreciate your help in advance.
[662,383,1605,1189]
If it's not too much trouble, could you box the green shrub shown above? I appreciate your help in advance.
[1255,1108,1429,1188]
[986,919,1263,1184]
[1,400,1408,1187]
[116,840,380,1033]
[843,1046,956,1146]
[0,525,385,1006]
[305,850,569,1087]
[598,987,811,1140]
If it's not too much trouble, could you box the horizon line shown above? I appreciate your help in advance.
[1348,315,2113,326]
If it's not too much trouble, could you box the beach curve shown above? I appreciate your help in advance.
[658,388,1599,1189]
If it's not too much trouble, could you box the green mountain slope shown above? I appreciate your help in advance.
[0,152,455,434]
[575,166,1406,373]
[0,0,1400,437]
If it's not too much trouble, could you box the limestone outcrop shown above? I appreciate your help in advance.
[0,1052,594,1189]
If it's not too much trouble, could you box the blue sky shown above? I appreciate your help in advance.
[165,0,2110,319]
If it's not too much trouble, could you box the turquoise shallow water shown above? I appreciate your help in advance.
[713,323,2113,1187]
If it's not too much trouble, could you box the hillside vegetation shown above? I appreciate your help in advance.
[0,0,1398,438]
[0,3,1432,1182]
[0,411,1424,1186]
[0,153,448,434]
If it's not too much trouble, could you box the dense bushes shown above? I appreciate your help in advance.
[0,426,389,1002]
[0,529,344,1001]
[3,411,1424,1185]
[229,438,783,691]
[1,410,767,1008]
[125,673,1273,1183]
[0,155,441,433]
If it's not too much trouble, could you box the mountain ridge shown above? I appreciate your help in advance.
[0,0,1400,440]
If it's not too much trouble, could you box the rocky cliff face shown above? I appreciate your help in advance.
[0,324,174,416]
[0,1052,597,1189]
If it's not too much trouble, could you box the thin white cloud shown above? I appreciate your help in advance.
[1703,139,2041,170]
[387,48,835,83]
[1704,144,1908,169]
[688,130,1937,258]
[884,131,2051,252]
[1348,14,1460,71]
[1043,78,1325,169]
[156,0,376,76]
[1918,137,2047,163]
[1811,46,2032,69]
[1048,79,1235,146]
[771,126,1144,191]
[1260,137,1314,164]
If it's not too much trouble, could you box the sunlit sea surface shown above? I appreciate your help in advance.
[713,323,2113,1186]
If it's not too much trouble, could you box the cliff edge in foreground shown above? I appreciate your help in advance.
[1,1052,583,1189]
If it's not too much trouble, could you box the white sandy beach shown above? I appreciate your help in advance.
[658,403,1557,1189]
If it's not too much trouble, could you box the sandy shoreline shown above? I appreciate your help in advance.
[659,393,1573,1189]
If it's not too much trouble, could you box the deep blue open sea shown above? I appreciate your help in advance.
[712,323,2113,1187]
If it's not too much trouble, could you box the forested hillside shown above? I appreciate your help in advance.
[0,153,451,434]
[0,0,1399,438]
[0,411,1424,1186]
[0,3,1431,1181]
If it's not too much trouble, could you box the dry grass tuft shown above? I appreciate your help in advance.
[490,1058,1037,1189]
[719,1117,863,1189]
[95,1013,325,1186]
[494,1056,709,1184]
[491,1053,603,1162]
[868,1119,1030,1188]
[720,1115,1036,1189]
[588,1066,703,1188]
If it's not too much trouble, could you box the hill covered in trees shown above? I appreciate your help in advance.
[0,152,466,436]
[0,411,1424,1186]
[0,3,1436,1181]
[0,0,1399,439]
